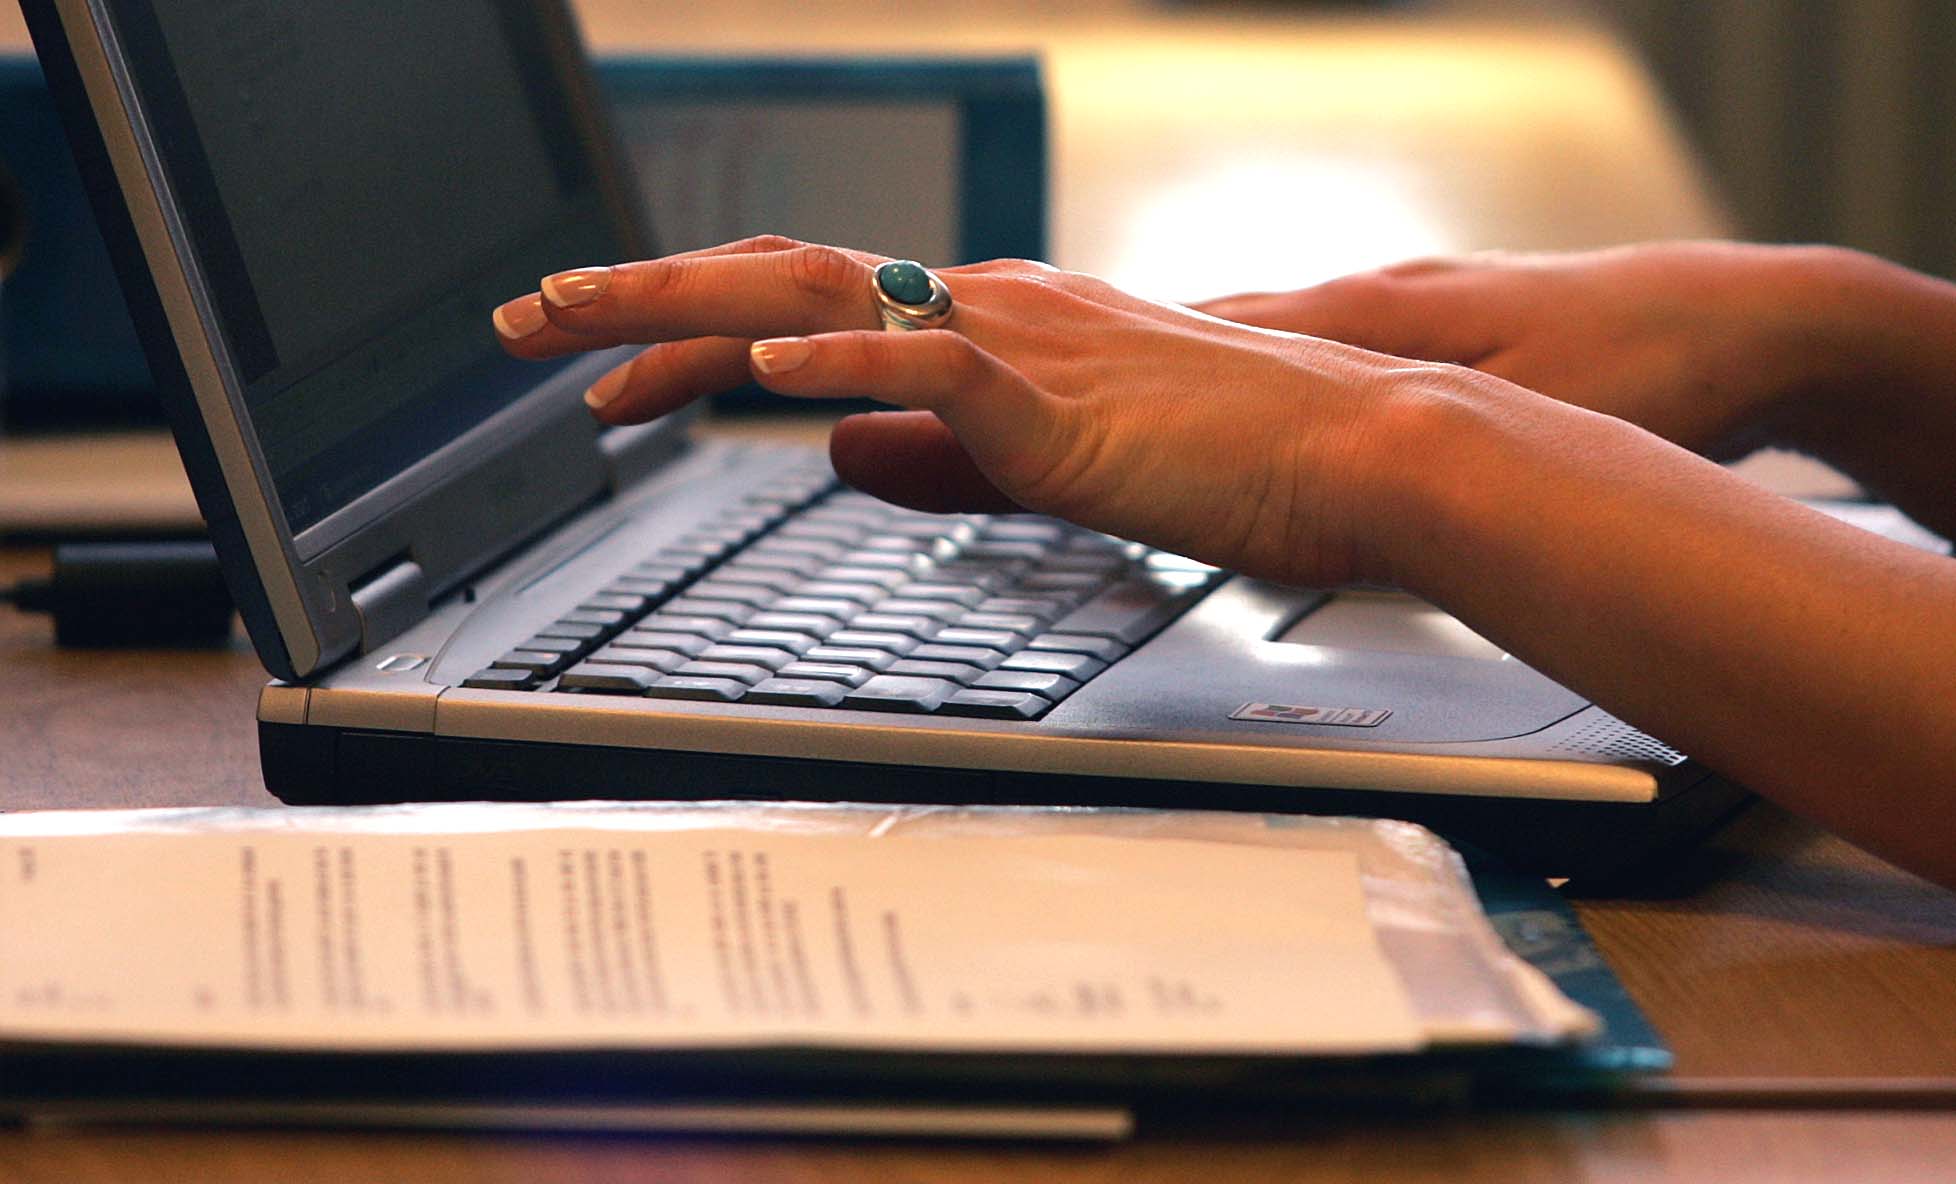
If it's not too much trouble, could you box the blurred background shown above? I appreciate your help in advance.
[0,0,1937,520]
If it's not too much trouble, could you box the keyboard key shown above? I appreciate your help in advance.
[660,597,754,623]
[734,550,826,576]
[1148,568,1218,591]
[558,663,662,693]
[746,611,844,636]
[908,644,1006,669]
[1145,552,1222,573]
[889,583,985,606]
[776,661,876,687]
[1020,572,1107,593]
[962,540,1048,562]
[684,582,776,608]
[849,613,941,638]
[792,581,885,604]
[1024,633,1131,662]
[843,675,958,713]
[587,645,689,673]
[825,631,919,654]
[723,629,820,655]
[772,596,863,619]
[646,675,747,702]
[513,635,585,656]
[581,593,649,614]
[745,678,850,708]
[977,597,1069,619]
[492,649,574,676]
[612,630,713,656]
[932,560,1017,586]
[1035,553,1127,576]
[635,615,738,640]
[755,537,846,560]
[802,646,899,671]
[774,521,865,545]
[664,536,737,559]
[931,627,1024,651]
[955,612,1041,635]
[940,689,1049,720]
[634,558,705,581]
[816,565,909,590]
[673,660,774,685]
[886,659,984,683]
[982,520,1066,543]
[710,566,804,594]
[533,620,606,642]
[972,669,1082,700]
[557,608,628,627]
[462,668,535,690]
[871,599,966,622]
[836,550,924,571]
[1049,578,1208,645]
[999,650,1108,680]
[697,645,796,670]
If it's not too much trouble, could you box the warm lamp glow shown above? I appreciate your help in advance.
[1103,156,1451,302]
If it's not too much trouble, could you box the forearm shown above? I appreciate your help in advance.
[1386,384,1956,885]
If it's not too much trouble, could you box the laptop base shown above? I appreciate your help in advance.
[261,722,1752,883]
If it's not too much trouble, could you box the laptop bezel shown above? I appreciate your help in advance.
[21,0,670,682]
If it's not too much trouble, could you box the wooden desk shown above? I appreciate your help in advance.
[4,546,1956,1179]
[3,2,1953,1179]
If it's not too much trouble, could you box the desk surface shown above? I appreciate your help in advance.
[4,549,1956,1179]
[3,2,1954,1179]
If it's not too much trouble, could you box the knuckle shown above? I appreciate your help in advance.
[782,244,862,299]
[732,233,803,254]
[921,330,988,384]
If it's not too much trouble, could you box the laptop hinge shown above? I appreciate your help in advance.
[348,557,429,654]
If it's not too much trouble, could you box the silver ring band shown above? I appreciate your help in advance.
[872,260,954,332]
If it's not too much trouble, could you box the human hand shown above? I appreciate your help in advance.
[1194,242,1867,459]
[493,236,1512,588]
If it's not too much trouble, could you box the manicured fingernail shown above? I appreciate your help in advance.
[492,294,547,339]
[541,266,611,308]
[583,367,630,410]
[750,337,812,374]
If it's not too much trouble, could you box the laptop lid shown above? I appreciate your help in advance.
[22,0,667,681]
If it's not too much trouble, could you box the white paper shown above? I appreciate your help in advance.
[0,819,1426,1055]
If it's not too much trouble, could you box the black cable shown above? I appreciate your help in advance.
[2,539,234,647]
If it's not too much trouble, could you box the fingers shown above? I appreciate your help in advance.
[541,244,890,343]
[1194,260,1512,363]
[582,337,755,424]
[747,330,1061,496]
[828,411,1024,514]
[494,237,886,359]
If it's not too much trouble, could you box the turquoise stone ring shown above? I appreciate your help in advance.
[871,259,954,331]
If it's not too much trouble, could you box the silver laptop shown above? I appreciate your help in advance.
[23,0,1744,876]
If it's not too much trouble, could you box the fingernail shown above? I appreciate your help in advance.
[541,266,611,308]
[750,337,812,374]
[583,367,630,410]
[492,294,548,339]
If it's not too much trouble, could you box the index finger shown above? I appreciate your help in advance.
[497,242,891,359]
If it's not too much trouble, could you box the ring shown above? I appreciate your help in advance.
[871,259,954,332]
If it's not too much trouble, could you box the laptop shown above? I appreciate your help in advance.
[22,0,1746,877]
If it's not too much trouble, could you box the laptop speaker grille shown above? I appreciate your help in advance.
[1551,713,1687,766]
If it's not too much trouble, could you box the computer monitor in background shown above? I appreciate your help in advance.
[0,54,1045,429]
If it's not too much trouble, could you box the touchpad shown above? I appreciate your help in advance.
[1275,591,1508,662]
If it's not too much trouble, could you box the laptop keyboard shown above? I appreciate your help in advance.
[463,468,1225,720]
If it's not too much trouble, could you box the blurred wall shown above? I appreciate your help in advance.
[1602,0,1956,279]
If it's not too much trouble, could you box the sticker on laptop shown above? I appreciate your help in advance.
[1230,703,1392,728]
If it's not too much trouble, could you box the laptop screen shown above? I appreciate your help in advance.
[105,0,629,533]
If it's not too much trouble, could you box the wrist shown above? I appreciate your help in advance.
[1744,245,1937,450]
[1346,368,1547,597]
